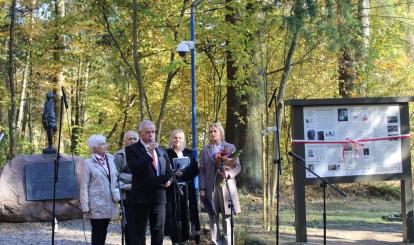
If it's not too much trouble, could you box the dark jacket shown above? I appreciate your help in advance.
[164,148,201,242]
[125,140,172,205]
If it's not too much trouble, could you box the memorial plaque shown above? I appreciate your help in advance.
[26,161,78,201]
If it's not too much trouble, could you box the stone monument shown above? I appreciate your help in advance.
[0,92,85,222]
[0,154,84,222]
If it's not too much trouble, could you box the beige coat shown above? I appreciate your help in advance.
[79,153,119,219]
[199,141,241,215]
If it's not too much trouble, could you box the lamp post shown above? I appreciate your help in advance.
[190,1,197,166]
[177,0,202,189]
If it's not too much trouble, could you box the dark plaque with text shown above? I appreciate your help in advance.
[26,161,78,201]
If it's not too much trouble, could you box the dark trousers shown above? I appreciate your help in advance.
[127,203,166,245]
[165,186,190,243]
[90,218,110,245]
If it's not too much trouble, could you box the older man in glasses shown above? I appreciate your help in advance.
[114,130,139,245]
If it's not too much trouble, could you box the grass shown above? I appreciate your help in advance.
[203,188,404,244]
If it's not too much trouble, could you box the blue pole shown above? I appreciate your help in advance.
[190,4,199,190]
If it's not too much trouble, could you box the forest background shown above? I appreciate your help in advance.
[0,0,414,228]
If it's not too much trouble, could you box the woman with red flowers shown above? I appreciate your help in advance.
[199,123,241,245]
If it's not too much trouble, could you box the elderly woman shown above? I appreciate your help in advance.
[199,123,241,245]
[80,134,120,245]
[164,129,200,245]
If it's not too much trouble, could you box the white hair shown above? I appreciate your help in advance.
[168,129,186,151]
[87,134,106,150]
[139,120,155,132]
[123,130,139,141]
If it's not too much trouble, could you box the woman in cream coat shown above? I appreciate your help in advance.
[80,134,120,245]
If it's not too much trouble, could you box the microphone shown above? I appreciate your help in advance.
[169,170,184,196]
[173,175,184,196]
[288,151,305,163]
[61,86,69,109]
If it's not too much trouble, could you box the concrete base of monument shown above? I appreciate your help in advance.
[0,154,84,222]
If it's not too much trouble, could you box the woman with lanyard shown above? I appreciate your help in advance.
[80,134,120,245]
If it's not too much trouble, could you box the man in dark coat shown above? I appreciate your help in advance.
[125,120,172,245]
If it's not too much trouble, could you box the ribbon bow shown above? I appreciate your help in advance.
[342,138,364,160]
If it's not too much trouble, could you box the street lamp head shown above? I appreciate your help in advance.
[176,41,195,58]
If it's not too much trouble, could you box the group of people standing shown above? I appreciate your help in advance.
[79,120,241,245]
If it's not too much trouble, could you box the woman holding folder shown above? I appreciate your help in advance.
[164,129,201,244]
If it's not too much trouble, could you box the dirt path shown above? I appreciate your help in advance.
[0,219,174,245]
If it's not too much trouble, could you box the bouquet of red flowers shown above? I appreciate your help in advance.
[213,147,238,172]
[213,148,229,165]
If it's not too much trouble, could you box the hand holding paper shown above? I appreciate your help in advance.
[173,157,190,171]
[174,170,183,177]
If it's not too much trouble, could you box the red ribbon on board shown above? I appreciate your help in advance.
[292,134,411,160]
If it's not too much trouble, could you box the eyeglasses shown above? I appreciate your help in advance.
[127,137,138,141]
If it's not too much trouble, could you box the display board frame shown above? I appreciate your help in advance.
[287,96,414,243]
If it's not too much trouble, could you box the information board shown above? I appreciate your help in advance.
[301,104,404,178]
[287,97,414,243]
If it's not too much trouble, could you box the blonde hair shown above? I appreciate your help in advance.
[209,123,225,142]
[168,129,186,151]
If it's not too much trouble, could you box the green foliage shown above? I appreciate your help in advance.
[0,0,413,170]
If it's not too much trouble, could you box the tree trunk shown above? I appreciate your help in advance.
[258,10,271,229]
[338,48,356,98]
[155,0,187,141]
[205,48,225,123]
[0,39,6,125]
[21,94,30,138]
[225,1,263,188]
[131,0,153,122]
[270,29,300,209]
[7,0,17,159]
[225,0,243,149]
[53,0,65,147]
[337,0,356,98]
[156,51,177,142]
[269,1,306,217]
[118,107,129,148]
[16,54,30,138]
[356,0,370,96]
[71,58,83,154]
[406,2,414,61]
[17,0,36,139]
[118,80,132,147]
[238,68,263,188]
[98,0,152,123]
